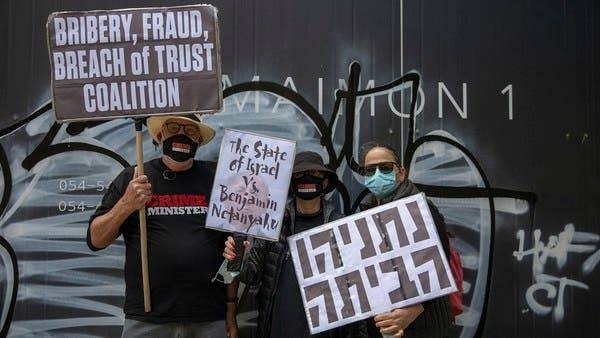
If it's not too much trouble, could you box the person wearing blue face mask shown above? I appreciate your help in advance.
[359,142,451,338]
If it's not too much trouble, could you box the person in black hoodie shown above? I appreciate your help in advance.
[358,141,452,338]
[223,151,364,338]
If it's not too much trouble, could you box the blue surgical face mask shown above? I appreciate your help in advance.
[364,168,399,198]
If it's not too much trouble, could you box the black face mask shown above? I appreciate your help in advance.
[162,134,198,162]
[292,175,324,200]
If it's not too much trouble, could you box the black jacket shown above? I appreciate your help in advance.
[359,179,453,338]
[240,200,366,338]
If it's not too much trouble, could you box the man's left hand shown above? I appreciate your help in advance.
[374,303,424,337]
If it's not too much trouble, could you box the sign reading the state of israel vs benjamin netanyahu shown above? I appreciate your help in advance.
[288,193,457,334]
[206,129,296,241]
[47,4,222,122]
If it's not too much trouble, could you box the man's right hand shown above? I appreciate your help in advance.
[120,175,152,212]
[223,236,250,261]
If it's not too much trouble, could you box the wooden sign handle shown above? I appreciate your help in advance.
[135,118,151,312]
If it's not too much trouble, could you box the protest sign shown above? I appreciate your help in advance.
[288,193,457,334]
[206,129,296,241]
[47,4,222,122]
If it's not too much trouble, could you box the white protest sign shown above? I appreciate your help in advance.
[206,129,296,241]
[47,4,222,122]
[288,193,457,334]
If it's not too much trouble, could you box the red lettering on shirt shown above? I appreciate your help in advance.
[146,194,208,207]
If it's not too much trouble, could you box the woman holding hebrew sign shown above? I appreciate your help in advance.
[223,151,365,338]
[358,142,452,338]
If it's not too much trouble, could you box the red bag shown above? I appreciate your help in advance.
[448,241,464,319]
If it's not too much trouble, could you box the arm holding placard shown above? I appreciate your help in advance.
[227,234,248,272]
[374,304,424,337]
[88,169,152,250]
[223,236,267,286]
[221,235,258,338]
[372,201,452,338]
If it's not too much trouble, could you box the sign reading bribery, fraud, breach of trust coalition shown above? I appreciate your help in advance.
[47,4,223,122]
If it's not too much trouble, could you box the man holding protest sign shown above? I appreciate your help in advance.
[223,151,364,338]
[359,142,452,338]
[87,115,238,338]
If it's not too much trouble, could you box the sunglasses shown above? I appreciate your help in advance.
[361,162,397,176]
[164,121,201,138]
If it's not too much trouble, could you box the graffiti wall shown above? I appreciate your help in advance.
[0,0,598,337]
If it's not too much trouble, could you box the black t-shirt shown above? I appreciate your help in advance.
[269,211,331,338]
[87,158,227,323]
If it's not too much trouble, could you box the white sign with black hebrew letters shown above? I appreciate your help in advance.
[288,193,457,334]
[206,129,296,241]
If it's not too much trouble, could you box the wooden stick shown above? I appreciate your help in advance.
[135,119,151,312]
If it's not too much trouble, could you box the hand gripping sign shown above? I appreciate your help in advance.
[47,4,223,312]
[206,129,296,241]
[288,193,457,334]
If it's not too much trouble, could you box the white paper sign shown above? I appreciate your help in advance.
[288,193,457,334]
[206,129,296,241]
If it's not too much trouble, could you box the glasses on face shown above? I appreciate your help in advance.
[361,162,397,176]
[292,170,326,179]
[163,121,201,138]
